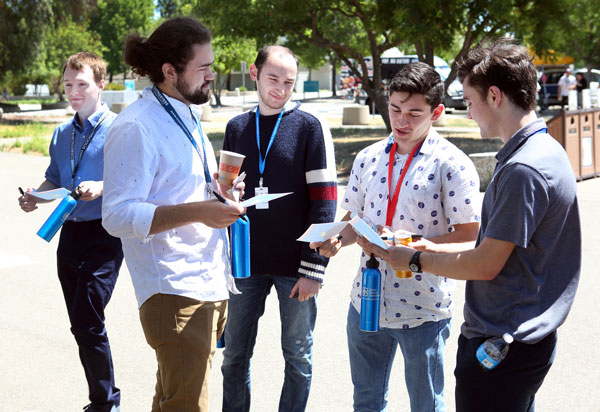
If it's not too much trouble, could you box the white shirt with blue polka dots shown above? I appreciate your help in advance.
[342,128,481,329]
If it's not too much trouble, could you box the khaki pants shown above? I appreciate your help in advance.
[139,294,227,412]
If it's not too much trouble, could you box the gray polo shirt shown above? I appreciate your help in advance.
[462,118,581,344]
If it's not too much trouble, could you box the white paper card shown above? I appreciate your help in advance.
[239,192,292,208]
[28,188,71,200]
[349,216,390,250]
[297,221,350,242]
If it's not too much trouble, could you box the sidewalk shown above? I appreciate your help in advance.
[0,151,598,411]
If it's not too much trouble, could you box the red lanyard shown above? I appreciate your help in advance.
[386,141,422,227]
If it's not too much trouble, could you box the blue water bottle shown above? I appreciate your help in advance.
[360,253,381,332]
[36,189,80,242]
[231,216,250,278]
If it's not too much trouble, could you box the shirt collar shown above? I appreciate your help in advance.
[495,117,547,164]
[384,127,441,156]
[72,103,110,131]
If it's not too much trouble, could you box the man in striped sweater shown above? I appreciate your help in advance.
[221,45,337,412]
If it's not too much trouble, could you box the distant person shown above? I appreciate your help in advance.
[557,67,576,108]
[220,45,337,412]
[310,62,480,412]
[17,52,122,412]
[2,86,8,101]
[102,17,244,412]
[575,72,588,108]
[357,39,581,412]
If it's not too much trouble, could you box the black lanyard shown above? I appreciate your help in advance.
[70,110,109,188]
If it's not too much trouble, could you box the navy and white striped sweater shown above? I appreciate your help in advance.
[223,101,337,283]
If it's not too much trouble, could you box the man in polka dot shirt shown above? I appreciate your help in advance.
[312,62,480,412]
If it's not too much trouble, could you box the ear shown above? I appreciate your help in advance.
[431,104,444,121]
[249,64,258,81]
[487,86,502,108]
[97,79,105,91]
[161,62,178,82]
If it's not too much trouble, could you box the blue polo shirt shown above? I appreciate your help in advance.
[462,118,581,344]
[45,103,117,222]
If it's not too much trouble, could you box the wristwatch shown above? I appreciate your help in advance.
[409,251,423,273]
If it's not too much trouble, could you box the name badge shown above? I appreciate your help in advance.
[255,186,269,209]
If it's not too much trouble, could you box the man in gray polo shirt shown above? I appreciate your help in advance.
[357,39,581,411]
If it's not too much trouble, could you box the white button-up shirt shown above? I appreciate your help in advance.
[342,129,481,329]
[102,88,231,308]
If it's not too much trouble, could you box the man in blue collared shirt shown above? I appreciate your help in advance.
[18,52,123,412]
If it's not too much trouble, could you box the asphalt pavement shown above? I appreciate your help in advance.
[1,144,599,411]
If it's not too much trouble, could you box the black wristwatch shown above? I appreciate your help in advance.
[409,251,423,273]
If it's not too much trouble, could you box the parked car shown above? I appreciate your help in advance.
[538,67,600,108]
[356,55,466,112]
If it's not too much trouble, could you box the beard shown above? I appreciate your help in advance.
[175,76,211,105]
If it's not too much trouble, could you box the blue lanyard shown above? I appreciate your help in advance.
[151,85,212,185]
[255,106,284,179]
[70,110,109,189]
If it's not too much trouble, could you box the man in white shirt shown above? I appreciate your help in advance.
[311,62,480,411]
[102,17,244,412]
[557,67,576,108]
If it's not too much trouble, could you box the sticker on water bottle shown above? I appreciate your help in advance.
[476,344,500,370]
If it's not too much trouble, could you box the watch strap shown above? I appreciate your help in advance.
[409,251,423,273]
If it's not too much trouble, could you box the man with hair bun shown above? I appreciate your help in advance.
[102,17,245,412]
[18,52,122,412]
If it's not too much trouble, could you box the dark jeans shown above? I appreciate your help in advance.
[454,331,557,412]
[57,219,123,411]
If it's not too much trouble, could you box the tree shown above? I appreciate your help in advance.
[522,0,600,73]
[0,0,53,80]
[89,0,155,82]
[194,0,556,131]
[40,18,106,100]
[211,36,256,107]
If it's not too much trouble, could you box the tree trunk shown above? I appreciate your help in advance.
[213,73,223,107]
[331,55,337,97]
[109,72,113,83]
[362,85,390,132]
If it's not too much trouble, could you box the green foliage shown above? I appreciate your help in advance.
[0,0,53,78]
[38,17,106,100]
[89,0,155,79]
[22,136,51,156]
[0,122,59,139]
[104,83,126,90]
[210,36,256,104]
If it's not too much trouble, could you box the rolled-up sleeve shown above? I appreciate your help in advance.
[102,119,158,242]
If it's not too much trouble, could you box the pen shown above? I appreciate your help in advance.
[212,190,248,222]
[18,187,25,196]
[380,234,423,241]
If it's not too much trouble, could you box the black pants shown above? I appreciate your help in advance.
[454,332,557,412]
[56,219,123,410]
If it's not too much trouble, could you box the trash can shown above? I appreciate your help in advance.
[579,110,595,179]
[593,109,600,177]
[547,110,581,180]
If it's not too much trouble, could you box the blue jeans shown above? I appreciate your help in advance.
[221,274,317,412]
[347,304,450,412]
[454,332,557,412]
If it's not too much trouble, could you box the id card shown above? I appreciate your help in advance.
[255,186,269,209]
